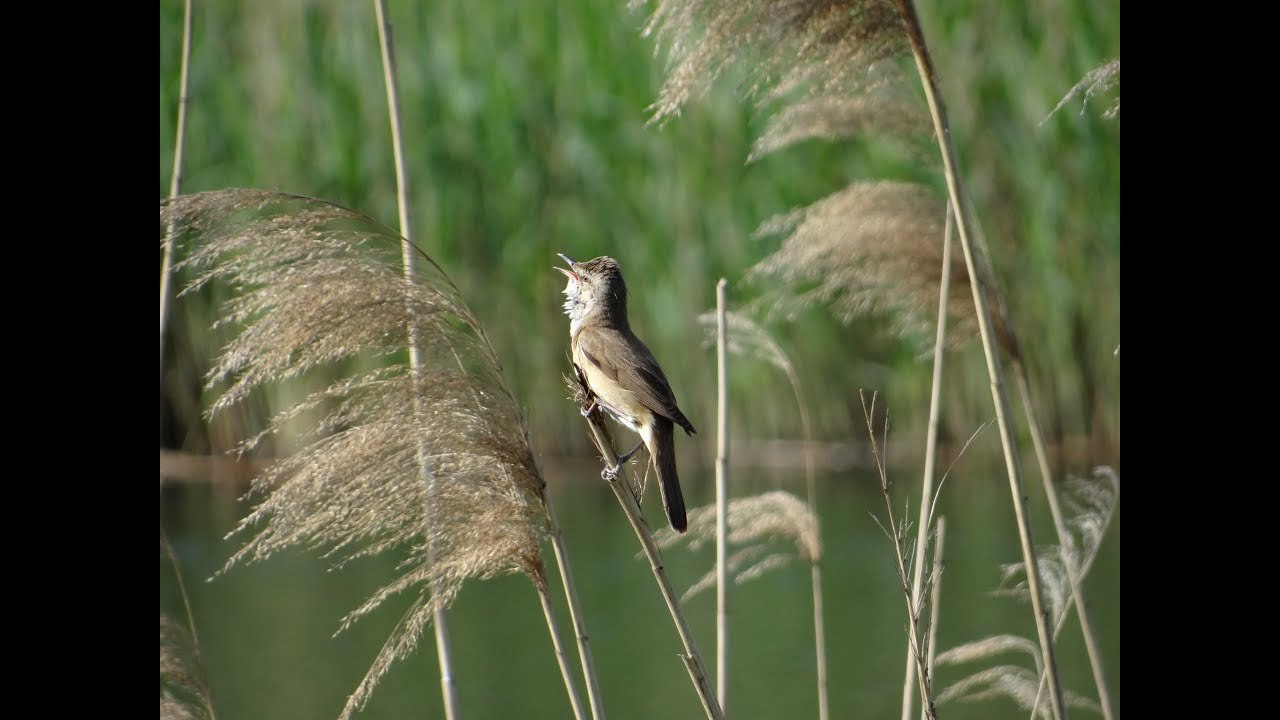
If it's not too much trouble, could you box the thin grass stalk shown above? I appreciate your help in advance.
[901,200,953,720]
[861,391,936,720]
[888,3,1067,716]
[161,529,217,720]
[1014,364,1114,720]
[921,516,945,720]
[372,5,458,716]
[809,561,828,720]
[159,0,193,383]
[535,580,587,720]
[714,279,730,715]
[579,410,725,720]
[779,363,827,720]
[541,494,608,720]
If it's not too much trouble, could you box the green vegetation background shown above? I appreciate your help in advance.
[159,0,1118,468]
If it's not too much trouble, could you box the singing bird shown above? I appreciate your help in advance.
[557,254,695,533]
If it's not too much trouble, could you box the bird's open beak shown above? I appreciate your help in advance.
[555,253,578,280]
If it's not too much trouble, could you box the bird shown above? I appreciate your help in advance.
[557,254,695,533]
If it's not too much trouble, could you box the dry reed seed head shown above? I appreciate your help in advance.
[991,465,1118,625]
[160,614,212,720]
[935,664,1102,718]
[1044,58,1119,123]
[165,190,549,715]
[748,90,931,163]
[639,0,910,123]
[696,309,793,376]
[934,634,1043,670]
[658,490,821,562]
[746,181,1002,348]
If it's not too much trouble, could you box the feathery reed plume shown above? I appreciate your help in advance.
[567,376,724,720]
[747,181,1011,351]
[161,613,214,720]
[934,666,1100,718]
[657,490,820,601]
[860,391,937,720]
[997,466,1119,718]
[696,307,828,719]
[636,0,908,124]
[1043,59,1119,123]
[164,189,573,720]
[935,467,1119,719]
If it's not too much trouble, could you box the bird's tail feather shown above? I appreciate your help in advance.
[651,417,687,533]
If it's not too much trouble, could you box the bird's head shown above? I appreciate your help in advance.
[557,254,628,332]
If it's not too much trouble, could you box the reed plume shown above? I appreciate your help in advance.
[657,490,820,601]
[935,467,1119,718]
[161,613,214,720]
[165,189,572,719]
[638,0,908,125]
[747,181,1008,351]
[1044,58,1119,123]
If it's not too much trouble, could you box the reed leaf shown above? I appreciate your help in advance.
[164,189,548,719]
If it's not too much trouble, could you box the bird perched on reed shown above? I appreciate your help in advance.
[557,254,695,533]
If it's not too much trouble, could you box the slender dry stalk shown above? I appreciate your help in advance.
[569,382,724,720]
[922,513,945,720]
[888,3,1069,715]
[371,5,461,714]
[535,573,587,720]
[159,0,193,383]
[861,391,936,720]
[714,279,730,713]
[540,493,608,720]
[901,201,952,720]
[695,309,827,720]
[1043,58,1119,123]
[165,189,572,720]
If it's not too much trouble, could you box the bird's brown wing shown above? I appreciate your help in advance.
[576,326,697,436]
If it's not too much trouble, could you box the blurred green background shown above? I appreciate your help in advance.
[160,0,1118,718]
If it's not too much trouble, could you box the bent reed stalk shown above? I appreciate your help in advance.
[576,401,725,720]
[888,1,1068,715]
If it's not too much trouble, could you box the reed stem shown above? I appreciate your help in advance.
[580,409,725,720]
[889,2,1068,715]
[901,201,952,720]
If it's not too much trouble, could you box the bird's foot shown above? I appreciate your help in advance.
[601,463,621,481]
[580,399,598,419]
